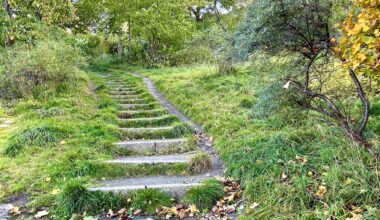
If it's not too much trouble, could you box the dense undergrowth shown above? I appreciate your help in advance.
[128,60,380,219]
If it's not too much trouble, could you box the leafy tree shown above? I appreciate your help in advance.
[231,0,375,148]
[1,0,76,46]
[335,0,380,80]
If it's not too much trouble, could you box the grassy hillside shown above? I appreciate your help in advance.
[131,62,380,219]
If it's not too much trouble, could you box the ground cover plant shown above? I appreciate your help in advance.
[134,61,380,219]
[1,0,379,219]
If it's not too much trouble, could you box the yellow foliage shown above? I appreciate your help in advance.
[337,0,380,79]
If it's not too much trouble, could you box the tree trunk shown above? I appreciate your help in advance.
[213,0,228,33]
[128,17,133,64]
[117,30,122,58]
[3,0,14,47]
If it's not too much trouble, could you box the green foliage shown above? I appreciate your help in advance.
[0,38,85,99]
[4,125,70,156]
[55,180,125,218]
[231,0,333,59]
[138,65,380,219]
[130,189,173,215]
[183,179,224,211]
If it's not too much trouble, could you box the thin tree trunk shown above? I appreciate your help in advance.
[213,0,228,33]
[128,17,133,64]
[349,69,370,139]
[117,30,122,58]
[3,0,14,47]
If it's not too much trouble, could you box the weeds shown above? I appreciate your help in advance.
[130,189,173,215]
[183,179,224,211]
[188,152,213,174]
[55,181,125,218]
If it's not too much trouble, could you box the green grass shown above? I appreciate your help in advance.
[54,180,126,219]
[129,189,174,215]
[183,179,224,211]
[128,63,380,219]
[118,114,180,127]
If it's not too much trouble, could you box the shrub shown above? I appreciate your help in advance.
[0,39,85,99]
[183,179,224,211]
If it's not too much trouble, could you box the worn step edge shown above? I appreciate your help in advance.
[88,174,213,198]
[106,152,195,164]
[118,115,172,122]
[115,138,188,154]
[119,126,173,132]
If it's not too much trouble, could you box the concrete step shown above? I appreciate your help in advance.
[112,94,142,100]
[108,88,136,92]
[109,91,139,95]
[106,152,196,165]
[119,126,178,139]
[119,103,156,110]
[118,109,168,119]
[115,98,148,104]
[118,115,178,127]
[115,138,188,154]
[120,126,173,133]
[88,174,214,198]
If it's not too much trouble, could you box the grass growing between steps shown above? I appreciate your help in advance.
[0,66,198,218]
[131,63,380,219]
[183,179,224,211]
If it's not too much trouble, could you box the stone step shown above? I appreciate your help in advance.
[118,109,168,119]
[115,138,188,154]
[88,174,214,198]
[112,94,142,100]
[120,126,173,132]
[119,103,156,110]
[115,98,148,104]
[119,126,178,139]
[108,88,136,92]
[109,91,139,95]
[106,152,195,165]
[118,115,178,127]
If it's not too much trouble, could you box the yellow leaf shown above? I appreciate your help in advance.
[51,189,59,195]
[315,186,327,198]
[352,43,361,54]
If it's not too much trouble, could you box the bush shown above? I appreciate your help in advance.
[0,39,85,99]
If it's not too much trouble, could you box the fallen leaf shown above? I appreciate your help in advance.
[133,209,141,216]
[307,171,314,177]
[250,202,259,210]
[10,206,20,215]
[344,178,353,185]
[315,186,327,198]
[283,81,291,89]
[178,209,187,219]
[51,189,59,195]
[282,172,288,179]
[34,210,49,218]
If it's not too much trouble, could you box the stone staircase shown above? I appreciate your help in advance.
[89,74,222,199]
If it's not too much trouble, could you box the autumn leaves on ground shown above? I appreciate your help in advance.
[0,0,380,219]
